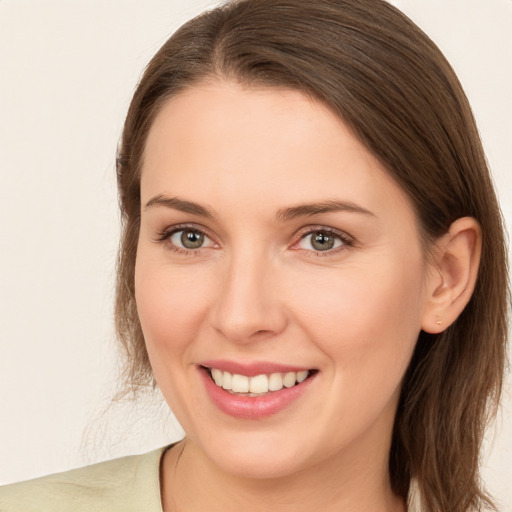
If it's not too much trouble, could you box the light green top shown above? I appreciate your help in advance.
[0,445,424,511]
[0,446,168,512]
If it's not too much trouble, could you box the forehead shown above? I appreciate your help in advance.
[143,81,351,173]
[141,80,416,229]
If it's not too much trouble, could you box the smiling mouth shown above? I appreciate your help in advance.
[202,366,317,396]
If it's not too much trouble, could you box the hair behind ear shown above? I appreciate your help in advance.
[393,213,505,511]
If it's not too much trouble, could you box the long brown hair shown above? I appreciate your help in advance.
[115,1,509,510]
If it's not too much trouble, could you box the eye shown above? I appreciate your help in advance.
[296,229,350,252]
[170,229,209,249]
[155,226,216,252]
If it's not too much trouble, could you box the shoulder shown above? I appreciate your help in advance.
[0,446,169,512]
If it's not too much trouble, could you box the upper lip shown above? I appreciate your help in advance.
[200,359,314,377]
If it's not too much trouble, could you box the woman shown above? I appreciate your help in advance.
[1,0,509,511]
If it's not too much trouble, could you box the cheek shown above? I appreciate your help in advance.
[134,255,213,358]
[134,255,218,425]
[290,254,425,382]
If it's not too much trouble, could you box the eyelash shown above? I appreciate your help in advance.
[154,224,216,256]
[154,224,354,257]
[292,226,354,257]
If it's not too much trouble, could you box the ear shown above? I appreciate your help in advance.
[421,217,482,334]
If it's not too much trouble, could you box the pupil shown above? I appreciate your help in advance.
[181,230,204,249]
[312,232,334,251]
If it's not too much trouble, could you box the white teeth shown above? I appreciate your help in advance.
[231,374,249,393]
[283,372,296,388]
[208,368,311,395]
[249,374,269,393]
[268,372,283,391]
[222,371,232,390]
[211,368,223,386]
[297,370,308,383]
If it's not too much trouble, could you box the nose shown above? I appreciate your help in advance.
[209,251,288,343]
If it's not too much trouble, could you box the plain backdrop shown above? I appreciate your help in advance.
[1,0,511,507]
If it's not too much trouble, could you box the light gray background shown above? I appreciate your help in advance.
[1,0,511,508]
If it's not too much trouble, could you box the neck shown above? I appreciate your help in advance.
[161,437,406,512]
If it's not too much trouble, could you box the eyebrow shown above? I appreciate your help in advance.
[276,200,375,221]
[144,195,375,221]
[144,195,215,218]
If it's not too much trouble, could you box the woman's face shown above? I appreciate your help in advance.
[135,81,432,479]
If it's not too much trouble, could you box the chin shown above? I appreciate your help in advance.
[192,429,316,480]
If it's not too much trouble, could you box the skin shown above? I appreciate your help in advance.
[134,80,481,512]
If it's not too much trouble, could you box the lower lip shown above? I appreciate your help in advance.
[199,367,316,419]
